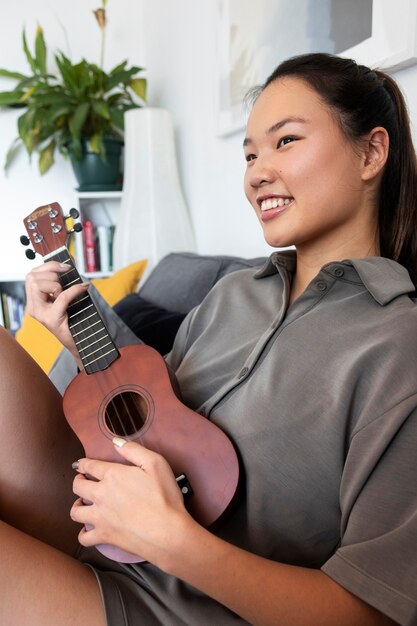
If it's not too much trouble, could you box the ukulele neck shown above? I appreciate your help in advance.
[47,246,119,374]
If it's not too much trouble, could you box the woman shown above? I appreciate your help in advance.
[1,53,416,625]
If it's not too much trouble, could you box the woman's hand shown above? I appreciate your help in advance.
[25,261,89,363]
[70,440,194,567]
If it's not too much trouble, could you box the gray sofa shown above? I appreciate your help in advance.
[49,251,267,394]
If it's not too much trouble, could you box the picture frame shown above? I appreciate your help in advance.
[215,0,417,137]
[341,0,417,72]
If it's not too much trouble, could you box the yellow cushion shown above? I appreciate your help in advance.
[16,259,148,373]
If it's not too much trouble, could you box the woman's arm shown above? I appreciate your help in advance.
[71,441,396,626]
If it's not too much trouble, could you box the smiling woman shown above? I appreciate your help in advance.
[0,52,416,626]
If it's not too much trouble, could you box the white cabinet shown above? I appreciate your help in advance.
[72,190,123,277]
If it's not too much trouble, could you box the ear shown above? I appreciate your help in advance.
[361,127,389,181]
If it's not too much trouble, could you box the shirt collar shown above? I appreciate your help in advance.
[255,251,415,305]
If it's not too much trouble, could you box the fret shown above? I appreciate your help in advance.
[68,302,95,320]
[71,319,103,338]
[83,348,118,369]
[75,328,108,347]
[77,335,110,353]
[69,311,103,330]
[79,341,114,358]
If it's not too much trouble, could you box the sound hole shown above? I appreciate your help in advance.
[104,391,148,436]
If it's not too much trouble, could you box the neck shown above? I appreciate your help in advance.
[289,233,380,305]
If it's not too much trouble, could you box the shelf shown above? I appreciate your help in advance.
[76,190,123,200]
[0,274,27,282]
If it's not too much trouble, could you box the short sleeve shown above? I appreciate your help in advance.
[322,397,417,625]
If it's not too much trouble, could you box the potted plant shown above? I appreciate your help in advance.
[0,0,147,189]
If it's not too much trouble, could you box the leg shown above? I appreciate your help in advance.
[1,520,105,625]
[0,326,83,553]
[0,328,106,624]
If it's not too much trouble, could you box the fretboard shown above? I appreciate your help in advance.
[47,247,119,374]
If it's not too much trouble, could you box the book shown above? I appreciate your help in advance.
[96,224,111,273]
[83,220,98,272]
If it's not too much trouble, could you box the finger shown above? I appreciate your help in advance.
[53,282,90,310]
[77,524,99,548]
[30,260,69,275]
[74,456,118,481]
[113,438,175,479]
[72,472,99,500]
[112,438,156,469]
[70,497,96,525]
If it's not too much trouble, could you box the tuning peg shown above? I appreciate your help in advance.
[72,222,83,233]
[69,208,79,219]
[25,249,36,260]
[20,235,30,246]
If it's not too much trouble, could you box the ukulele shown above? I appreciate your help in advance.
[22,202,240,563]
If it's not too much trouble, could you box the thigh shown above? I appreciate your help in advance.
[0,327,83,554]
[0,520,105,626]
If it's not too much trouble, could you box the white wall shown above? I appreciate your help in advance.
[1,0,417,276]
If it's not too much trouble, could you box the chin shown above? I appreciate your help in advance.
[263,232,294,249]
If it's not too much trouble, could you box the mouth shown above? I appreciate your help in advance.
[257,195,294,221]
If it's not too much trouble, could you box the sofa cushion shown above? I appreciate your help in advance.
[137,251,267,314]
[113,295,186,356]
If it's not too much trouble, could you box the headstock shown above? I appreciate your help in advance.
[21,202,82,260]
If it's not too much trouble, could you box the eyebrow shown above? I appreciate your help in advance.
[243,116,308,147]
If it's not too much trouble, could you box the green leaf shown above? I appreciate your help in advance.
[22,29,37,74]
[35,26,47,75]
[69,102,89,139]
[17,108,37,153]
[104,67,142,91]
[38,138,55,174]
[91,100,110,119]
[4,137,22,173]
[55,53,79,92]
[109,108,124,130]
[128,78,147,101]
[0,69,28,81]
[0,91,24,105]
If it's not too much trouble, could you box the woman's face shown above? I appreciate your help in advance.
[243,77,378,256]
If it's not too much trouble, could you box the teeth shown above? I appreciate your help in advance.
[260,197,292,211]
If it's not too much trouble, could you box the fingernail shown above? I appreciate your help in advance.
[60,263,69,268]
[72,460,80,470]
[113,437,127,448]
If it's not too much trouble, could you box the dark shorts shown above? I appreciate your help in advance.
[77,546,246,626]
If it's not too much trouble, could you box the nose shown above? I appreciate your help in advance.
[247,156,278,189]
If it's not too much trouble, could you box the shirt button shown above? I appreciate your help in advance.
[334,267,344,277]
[238,366,249,379]
[316,281,327,291]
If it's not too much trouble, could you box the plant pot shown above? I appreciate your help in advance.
[69,136,124,191]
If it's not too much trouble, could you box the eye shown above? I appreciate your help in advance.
[277,136,297,148]
[245,153,257,163]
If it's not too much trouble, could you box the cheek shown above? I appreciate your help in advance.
[243,172,255,204]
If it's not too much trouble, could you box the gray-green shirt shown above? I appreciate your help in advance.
[85,251,417,625]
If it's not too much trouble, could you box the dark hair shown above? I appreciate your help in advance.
[251,52,417,284]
